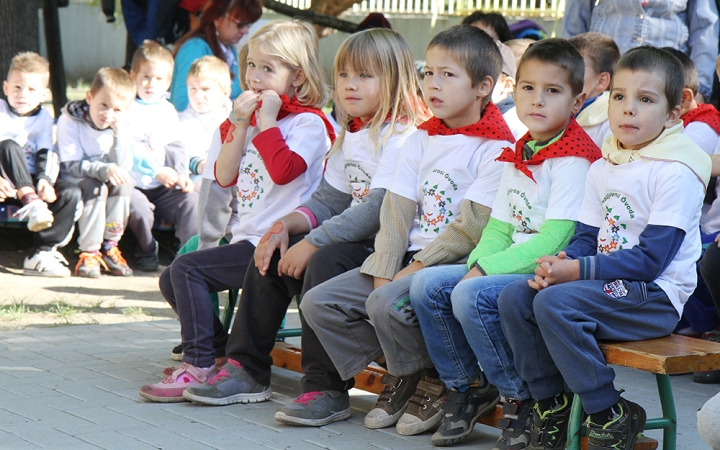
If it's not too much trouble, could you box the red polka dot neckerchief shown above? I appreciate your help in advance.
[219,94,336,144]
[495,117,602,182]
[681,103,720,135]
[418,102,515,142]
[346,114,396,133]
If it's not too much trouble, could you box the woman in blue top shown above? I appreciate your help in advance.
[170,0,262,111]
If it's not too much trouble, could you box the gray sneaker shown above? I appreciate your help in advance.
[364,371,424,429]
[182,359,272,405]
[431,379,500,446]
[275,390,351,426]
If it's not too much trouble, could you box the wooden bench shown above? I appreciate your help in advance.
[271,334,720,450]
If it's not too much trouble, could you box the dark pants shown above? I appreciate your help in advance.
[225,237,374,390]
[128,185,198,251]
[701,242,720,321]
[159,239,256,368]
[0,140,81,250]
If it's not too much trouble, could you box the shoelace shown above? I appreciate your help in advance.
[295,391,322,406]
[207,359,242,386]
[105,246,128,266]
[75,252,109,275]
[13,199,46,221]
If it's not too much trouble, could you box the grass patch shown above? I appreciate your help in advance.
[122,306,152,317]
[0,301,30,320]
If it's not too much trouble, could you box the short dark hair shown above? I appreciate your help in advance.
[568,32,620,77]
[516,38,585,96]
[426,25,503,87]
[461,11,513,42]
[660,47,699,96]
[613,46,684,112]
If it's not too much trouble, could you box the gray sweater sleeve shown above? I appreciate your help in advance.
[305,188,386,247]
[197,180,235,250]
[63,133,134,181]
[165,140,189,175]
[107,133,133,171]
[301,177,353,224]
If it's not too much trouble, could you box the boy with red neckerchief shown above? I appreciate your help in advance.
[298,25,513,435]
[409,38,601,448]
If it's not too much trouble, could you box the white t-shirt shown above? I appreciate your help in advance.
[389,131,510,251]
[582,120,613,149]
[178,102,231,160]
[579,158,705,316]
[323,123,415,205]
[128,98,182,189]
[701,140,720,235]
[56,109,115,174]
[502,106,528,141]
[491,157,591,244]
[684,121,719,155]
[0,99,53,175]
[230,112,331,245]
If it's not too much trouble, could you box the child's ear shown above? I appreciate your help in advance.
[680,88,694,112]
[85,90,94,103]
[475,75,494,100]
[665,103,682,128]
[2,80,8,98]
[597,72,611,92]
[502,76,515,95]
[571,92,587,116]
[292,69,306,90]
[129,69,137,81]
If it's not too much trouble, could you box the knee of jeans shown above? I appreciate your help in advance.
[298,287,323,325]
[533,288,563,323]
[366,289,389,322]
[498,283,533,320]
[159,266,174,300]
[169,252,195,280]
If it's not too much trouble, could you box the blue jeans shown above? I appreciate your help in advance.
[498,278,678,413]
[410,264,531,399]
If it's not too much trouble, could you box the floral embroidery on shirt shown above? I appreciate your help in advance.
[237,163,264,208]
[350,176,370,203]
[598,205,628,253]
[420,181,452,233]
[510,203,536,234]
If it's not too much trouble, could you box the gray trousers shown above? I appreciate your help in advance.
[76,178,133,252]
[128,186,199,251]
[302,267,432,381]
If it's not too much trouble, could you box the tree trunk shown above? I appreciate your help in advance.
[0,0,40,100]
[262,0,365,36]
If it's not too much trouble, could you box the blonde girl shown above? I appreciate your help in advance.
[172,29,428,418]
[139,19,335,403]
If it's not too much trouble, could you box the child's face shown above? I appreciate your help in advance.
[608,69,680,150]
[2,70,48,115]
[187,75,229,114]
[514,59,584,142]
[86,87,132,130]
[492,73,514,103]
[131,60,172,103]
[246,46,303,98]
[335,65,381,122]
[423,46,493,129]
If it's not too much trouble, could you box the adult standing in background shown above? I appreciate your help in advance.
[170,0,262,111]
[563,0,718,102]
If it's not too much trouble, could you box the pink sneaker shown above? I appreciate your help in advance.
[140,362,217,403]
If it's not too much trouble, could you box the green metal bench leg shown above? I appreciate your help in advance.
[566,393,584,450]
[645,374,676,450]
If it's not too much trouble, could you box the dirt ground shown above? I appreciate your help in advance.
[0,227,178,331]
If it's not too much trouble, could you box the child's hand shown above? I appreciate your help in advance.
[177,175,194,193]
[461,265,484,282]
[254,221,290,276]
[374,277,391,290]
[233,90,260,123]
[530,251,579,289]
[278,239,317,279]
[109,110,127,135]
[0,177,16,201]
[197,160,206,175]
[36,179,57,203]
[155,167,179,188]
[107,164,131,186]
[714,232,720,248]
[257,90,282,130]
[393,260,425,281]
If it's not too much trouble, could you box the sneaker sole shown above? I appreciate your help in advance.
[275,407,352,427]
[170,352,183,361]
[396,409,443,435]
[23,268,70,278]
[28,221,53,232]
[431,394,500,447]
[364,407,404,429]
[182,387,272,405]
[138,390,188,403]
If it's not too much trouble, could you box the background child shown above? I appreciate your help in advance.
[0,52,81,277]
[410,38,600,449]
[462,10,513,42]
[125,40,197,272]
[57,67,136,278]
[499,46,710,450]
[182,28,428,420]
[569,32,620,147]
[139,19,333,403]
[179,55,233,188]
[296,25,514,440]
[492,40,527,140]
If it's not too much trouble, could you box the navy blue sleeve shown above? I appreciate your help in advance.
[563,221,599,259]
[576,224,685,282]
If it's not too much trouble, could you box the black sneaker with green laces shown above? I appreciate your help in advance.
[529,392,573,450]
[587,397,646,450]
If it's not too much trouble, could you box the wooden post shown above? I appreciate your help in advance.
[42,0,68,117]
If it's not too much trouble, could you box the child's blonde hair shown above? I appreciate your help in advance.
[187,55,232,93]
[331,28,429,154]
[248,20,328,108]
[7,52,50,84]
[131,40,174,79]
[90,67,137,102]
[237,43,250,91]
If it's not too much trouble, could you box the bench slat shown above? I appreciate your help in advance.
[600,335,720,374]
